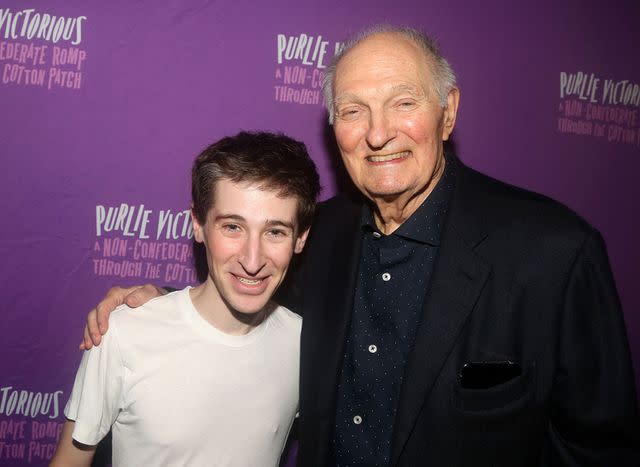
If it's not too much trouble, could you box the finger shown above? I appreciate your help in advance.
[81,324,92,350]
[124,284,163,307]
[96,286,141,333]
[86,307,104,346]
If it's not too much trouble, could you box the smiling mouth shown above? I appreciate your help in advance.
[366,151,410,163]
[236,276,263,286]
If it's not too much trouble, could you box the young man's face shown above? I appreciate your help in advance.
[192,178,309,316]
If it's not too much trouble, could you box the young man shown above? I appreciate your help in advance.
[51,131,320,466]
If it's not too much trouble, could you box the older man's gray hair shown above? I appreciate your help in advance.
[322,25,457,124]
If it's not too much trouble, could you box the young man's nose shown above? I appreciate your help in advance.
[238,237,266,274]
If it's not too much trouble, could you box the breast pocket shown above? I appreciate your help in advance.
[449,363,541,466]
[451,362,535,419]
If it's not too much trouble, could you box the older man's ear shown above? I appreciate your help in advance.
[441,87,460,141]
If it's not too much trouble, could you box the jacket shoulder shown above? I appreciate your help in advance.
[458,164,595,239]
[317,193,362,217]
[311,194,363,236]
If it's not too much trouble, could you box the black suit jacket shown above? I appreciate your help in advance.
[278,157,639,466]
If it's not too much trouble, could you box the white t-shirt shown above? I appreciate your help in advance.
[64,287,301,467]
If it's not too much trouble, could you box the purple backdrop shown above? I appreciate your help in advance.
[1,0,638,465]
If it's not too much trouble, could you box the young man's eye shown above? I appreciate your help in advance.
[222,224,241,233]
[266,229,290,240]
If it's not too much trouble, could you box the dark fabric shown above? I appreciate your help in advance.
[277,155,639,467]
[333,161,454,466]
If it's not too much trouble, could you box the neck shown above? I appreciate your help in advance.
[189,281,266,335]
[371,158,445,235]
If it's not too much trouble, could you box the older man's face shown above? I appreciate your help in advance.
[332,33,458,204]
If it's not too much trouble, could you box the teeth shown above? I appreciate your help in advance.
[368,151,408,162]
[237,276,261,285]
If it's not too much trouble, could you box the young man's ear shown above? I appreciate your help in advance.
[191,207,205,243]
[294,228,311,254]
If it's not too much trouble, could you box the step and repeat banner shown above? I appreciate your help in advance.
[1,0,638,465]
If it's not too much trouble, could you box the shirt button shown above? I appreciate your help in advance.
[382,272,391,281]
[368,344,377,353]
[372,231,381,238]
[353,415,362,425]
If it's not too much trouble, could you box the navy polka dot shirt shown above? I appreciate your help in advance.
[334,160,455,466]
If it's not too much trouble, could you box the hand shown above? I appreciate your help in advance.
[80,284,167,350]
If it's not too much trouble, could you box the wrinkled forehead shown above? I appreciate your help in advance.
[334,32,434,95]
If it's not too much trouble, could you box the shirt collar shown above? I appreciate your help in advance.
[360,156,455,245]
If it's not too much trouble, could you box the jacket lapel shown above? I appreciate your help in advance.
[300,197,363,463]
[309,212,362,412]
[390,161,492,465]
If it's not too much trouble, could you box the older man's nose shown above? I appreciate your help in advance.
[365,111,396,149]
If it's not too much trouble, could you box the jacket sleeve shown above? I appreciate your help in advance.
[546,227,639,466]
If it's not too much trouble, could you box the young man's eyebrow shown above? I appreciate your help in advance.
[214,214,245,223]
[265,219,295,230]
[214,215,295,230]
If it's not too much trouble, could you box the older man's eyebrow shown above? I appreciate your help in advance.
[334,93,361,106]
[334,84,425,106]
[390,84,424,96]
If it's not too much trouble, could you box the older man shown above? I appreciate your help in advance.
[84,27,638,466]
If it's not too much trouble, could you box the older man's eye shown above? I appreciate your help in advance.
[338,107,361,118]
[397,100,416,108]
